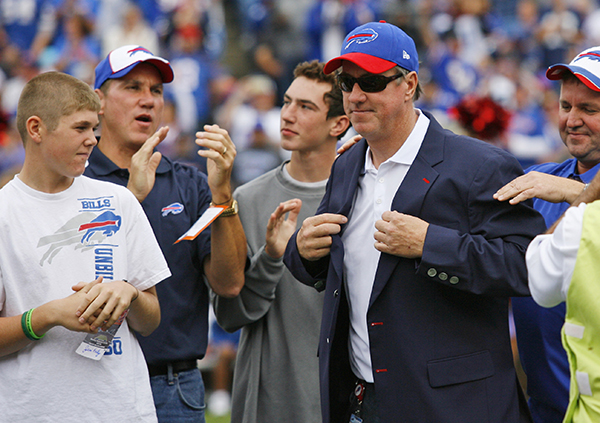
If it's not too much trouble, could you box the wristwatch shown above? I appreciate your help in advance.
[211,199,238,217]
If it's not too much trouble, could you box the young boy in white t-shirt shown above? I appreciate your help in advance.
[0,71,171,422]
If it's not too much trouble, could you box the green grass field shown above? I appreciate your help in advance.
[206,412,231,423]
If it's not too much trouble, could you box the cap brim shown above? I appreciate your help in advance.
[324,52,397,74]
[546,64,600,92]
[147,59,174,83]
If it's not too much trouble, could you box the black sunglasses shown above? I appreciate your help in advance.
[337,72,403,93]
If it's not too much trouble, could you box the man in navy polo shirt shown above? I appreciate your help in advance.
[85,45,246,422]
[495,46,600,423]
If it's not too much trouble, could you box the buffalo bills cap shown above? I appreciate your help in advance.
[324,21,419,75]
[94,45,174,90]
[546,46,600,92]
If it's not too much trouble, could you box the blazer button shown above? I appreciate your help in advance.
[438,272,448,281]
[326,338,330,344]
[427,268,437,277]
[333,289,339,297]
[449,276,459,284]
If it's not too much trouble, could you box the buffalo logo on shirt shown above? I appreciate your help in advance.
[79,211,122,242]
[161,202,184,217]
[37,211,123,266]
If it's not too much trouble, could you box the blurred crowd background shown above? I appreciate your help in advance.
[2,0,599,188]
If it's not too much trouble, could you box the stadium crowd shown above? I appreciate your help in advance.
[2,0,600,188]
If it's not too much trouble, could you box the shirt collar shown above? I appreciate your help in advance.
[364,109,430,172]
[570,160,600,184]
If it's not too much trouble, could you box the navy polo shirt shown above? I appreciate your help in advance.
[513,158,600,423]
[85,147,213,365]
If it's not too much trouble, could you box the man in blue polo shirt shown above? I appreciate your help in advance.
[494,46,600,423]
[84,45,247,422]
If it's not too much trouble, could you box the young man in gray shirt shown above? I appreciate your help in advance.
[212,60,350,423]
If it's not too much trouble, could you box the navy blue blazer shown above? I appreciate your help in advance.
[284,112,546,423]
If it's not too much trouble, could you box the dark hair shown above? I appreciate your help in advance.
[561,71,582,86]
[293,60,346,121]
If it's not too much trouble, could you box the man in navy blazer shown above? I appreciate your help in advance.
[284,21,546,423]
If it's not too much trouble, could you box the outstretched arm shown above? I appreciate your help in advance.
[546,166,600,234]
[493,171,586,205]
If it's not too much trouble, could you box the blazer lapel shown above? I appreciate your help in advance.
[337,140,368,222]
[330,140,368,282]
[369,114,445,307]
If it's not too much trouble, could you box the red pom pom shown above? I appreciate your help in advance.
[449,96,511,141]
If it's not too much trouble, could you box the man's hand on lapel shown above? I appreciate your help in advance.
[296,213,347,261]
[374,211,429,258]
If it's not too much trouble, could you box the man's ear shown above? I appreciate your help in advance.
[26,116,44,144]
[95,88,105,116]
[404,71,418,101]
[329,115,351,139]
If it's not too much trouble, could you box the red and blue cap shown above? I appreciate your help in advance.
[94,45,174,90]
[546,46,600,92]
[324,21,419,75]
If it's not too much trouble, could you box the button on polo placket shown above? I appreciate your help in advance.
[373,167,387,218]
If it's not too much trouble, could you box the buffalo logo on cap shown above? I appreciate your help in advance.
[127,46,153,57]
[345,29,378,49]
[574,50,600,63]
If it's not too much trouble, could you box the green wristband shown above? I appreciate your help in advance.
[21,311,35,341]
[22,309,44,341]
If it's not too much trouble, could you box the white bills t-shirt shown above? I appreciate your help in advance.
[0,175,171,422]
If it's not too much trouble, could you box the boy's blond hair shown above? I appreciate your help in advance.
[16,71,101,144]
